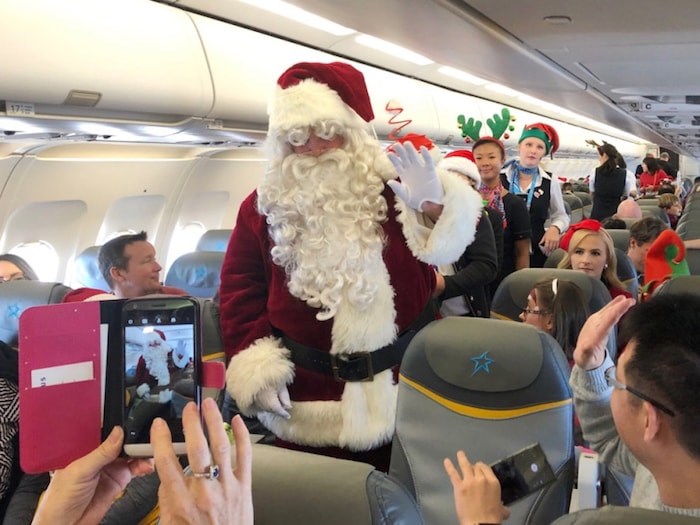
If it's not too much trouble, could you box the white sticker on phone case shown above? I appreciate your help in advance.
[31,361,94,388]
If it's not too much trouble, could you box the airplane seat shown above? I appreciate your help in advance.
[604,466,634,507]
[607,229,631,253]
[565,506,700,524]
[390,317,574,525]
[195,296,226,406]
[164,251,225,298]
[74,245,110,291]
[490,268,616,358]
[619,218,637,229]
[543,248,638,298]
[563,193,584,224]
[196,229,232,252]
[563,200,572,221]
[251,444,422,525]
[574,191,592,219]
[640,206,670,226]
[652,275,700,296]
[0,280,72,347]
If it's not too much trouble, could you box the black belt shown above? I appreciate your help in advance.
[282,300,437,382]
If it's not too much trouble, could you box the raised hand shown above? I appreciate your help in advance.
[387,142,443,211]
[573,295,635,370]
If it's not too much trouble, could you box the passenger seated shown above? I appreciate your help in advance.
[0,254,38,282]
[557,219,634,300]
[657,193,682,229]
[519,277,589,364]
[627,217,668,286]
[616,198,642,220]
[63,231,186,302]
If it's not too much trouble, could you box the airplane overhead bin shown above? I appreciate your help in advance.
[0,0,214,138]
[0,0,648,158]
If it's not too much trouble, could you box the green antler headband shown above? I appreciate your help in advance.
[457,107,515,143]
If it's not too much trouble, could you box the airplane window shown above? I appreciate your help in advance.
[103,229,137,243]
[167,222,206,269]
[10,240,59,281]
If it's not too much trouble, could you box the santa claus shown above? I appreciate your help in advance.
[219,61,482,466]
[134,330,188,403]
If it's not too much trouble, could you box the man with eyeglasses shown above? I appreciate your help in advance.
[570,293,700,516]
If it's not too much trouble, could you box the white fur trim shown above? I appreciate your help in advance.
[226,336,295,415]
[268,78,369,133]
[396,168,483,266]
[439,156,481,186]
[259,371,397,451]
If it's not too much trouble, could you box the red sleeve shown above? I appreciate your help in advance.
[61,287,110,303]
[218,191,273,361]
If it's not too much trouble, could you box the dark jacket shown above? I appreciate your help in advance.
[440,210,499,317]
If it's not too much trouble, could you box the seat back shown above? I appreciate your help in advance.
[73,245,110,290]
[197,297,226,404]
[0,281,72,346]
[563,193,584,224]
[391,317,574,525]
[574,192,592,219]
[652,275,700,296]
[560,506,700,524]
[164,251,225,298]
[252,444,422,525]
[196,229,232,252]
[607,229,630,253]
[490,268,617,357]
[641,206,670,226]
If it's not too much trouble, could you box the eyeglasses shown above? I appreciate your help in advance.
[605,366,675,417]
[522,308,550,316]
[0,273,26,283]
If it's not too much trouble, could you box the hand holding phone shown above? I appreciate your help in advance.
[490,443,556,505]
[122,297,202,457]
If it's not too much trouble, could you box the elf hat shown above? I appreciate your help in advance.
[270,62,374,133]
[643,229,690,298]
[439,149,481,186]
[519,123,560,157]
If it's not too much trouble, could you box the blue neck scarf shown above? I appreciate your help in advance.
[505,160,540,209]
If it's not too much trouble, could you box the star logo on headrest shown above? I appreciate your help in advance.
[7,304,20,319]
[470,351,494,377]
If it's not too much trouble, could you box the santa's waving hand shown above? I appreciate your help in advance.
[387,142,444,211]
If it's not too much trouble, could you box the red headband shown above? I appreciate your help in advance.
[559,219,603,252]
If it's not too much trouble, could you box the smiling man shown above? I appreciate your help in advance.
[63,231,186,302]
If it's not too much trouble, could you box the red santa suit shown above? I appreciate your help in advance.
[220,62,482,454]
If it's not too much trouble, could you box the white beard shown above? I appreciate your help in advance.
[258,146,389,321]
[143,340,171,386]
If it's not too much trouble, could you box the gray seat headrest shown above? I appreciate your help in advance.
[74,245,110,290]
[0,281,72,347]
[196,230,232,252]
[164,251,224,298]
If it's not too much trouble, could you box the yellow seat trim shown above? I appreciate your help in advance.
[399,374,571,419]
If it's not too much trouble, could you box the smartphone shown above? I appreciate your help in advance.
[121,297,201,457]
[490,443,556,505]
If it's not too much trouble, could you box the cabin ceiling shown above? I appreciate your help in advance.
[173,0,700,156]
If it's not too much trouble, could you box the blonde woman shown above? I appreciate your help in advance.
[557,219,633,300]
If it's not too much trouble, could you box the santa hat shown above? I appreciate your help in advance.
[643,229,690,298]
[269,61,374,133]
[388,133,443,164]
[519,123,560,158]
[439,149,481,186]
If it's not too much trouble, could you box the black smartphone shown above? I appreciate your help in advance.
[490,443,556,505]
[121,297,201,457]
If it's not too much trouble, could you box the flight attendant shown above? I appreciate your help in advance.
[501,123,569,267]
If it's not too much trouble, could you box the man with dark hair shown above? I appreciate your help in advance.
[64,231,186,302]
[569,294,700,514]
[627,217,668,283]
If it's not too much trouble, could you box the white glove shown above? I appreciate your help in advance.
[158,389,173,403]
[254,386,292,419]
[136,383,150,398]
[387,142,444,211]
